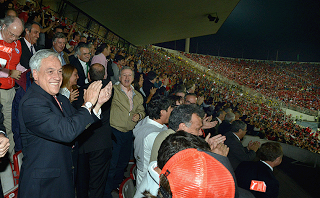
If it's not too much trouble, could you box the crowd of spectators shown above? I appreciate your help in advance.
[182,52,320,113]
[0,1,319,197]
[138,46,319,154]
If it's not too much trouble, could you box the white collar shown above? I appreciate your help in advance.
[78,58,87,66]
[24,38,32,48]
[232,132,241,141]
[260,160,273,171]
[146,116,166,128]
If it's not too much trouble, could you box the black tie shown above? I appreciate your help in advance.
[30,45,34,55]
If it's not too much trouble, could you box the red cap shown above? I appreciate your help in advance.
[160,148,235,198]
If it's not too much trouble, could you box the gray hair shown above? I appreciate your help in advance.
[74,42,90,58]
[225,112,235,122]
[0,16,24,30]
[230,120,246,133]
[52,32,66,43]
[169,104,203,131]
[120,66,134,78]
[30,49,62,72]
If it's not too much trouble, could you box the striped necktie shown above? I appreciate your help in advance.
[54,96,63,112]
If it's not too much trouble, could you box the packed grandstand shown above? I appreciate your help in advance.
[0,1,319,198]
[1,0,319,154]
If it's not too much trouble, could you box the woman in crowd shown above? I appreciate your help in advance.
[60,64,79,103]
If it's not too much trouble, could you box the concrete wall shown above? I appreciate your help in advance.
[282,108,317,122]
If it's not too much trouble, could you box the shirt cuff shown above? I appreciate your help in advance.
[93,108,101,119]
[0,131,7,137]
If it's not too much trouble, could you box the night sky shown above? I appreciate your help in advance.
[155,0,320,62]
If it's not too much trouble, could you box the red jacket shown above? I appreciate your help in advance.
[0,39,22,89]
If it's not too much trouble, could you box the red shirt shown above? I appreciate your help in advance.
[0,38,22,89]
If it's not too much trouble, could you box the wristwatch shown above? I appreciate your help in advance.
[84,102,93,109]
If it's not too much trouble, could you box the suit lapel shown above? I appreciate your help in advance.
[31,83,65,116]
[21,38,33,57]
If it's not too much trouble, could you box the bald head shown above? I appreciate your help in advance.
[88,63,105,81]
[1,16,24,43]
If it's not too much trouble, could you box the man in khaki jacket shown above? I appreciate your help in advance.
[105,66,145,197]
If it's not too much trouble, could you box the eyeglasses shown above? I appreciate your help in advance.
[5,28,21,39]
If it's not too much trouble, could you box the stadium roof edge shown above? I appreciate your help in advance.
[66,0,240,46]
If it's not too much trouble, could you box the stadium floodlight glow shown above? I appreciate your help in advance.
[208,13,219,23]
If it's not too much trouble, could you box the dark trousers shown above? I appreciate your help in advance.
[0,179,3,198]
[76,148,112,198]
[104,127,133,198]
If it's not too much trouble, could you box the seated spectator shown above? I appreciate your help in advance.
[5,9,17,17]
[133,73,157,108]
[185,80,195,93]
[224,120,260,170]
[143,70,167,97]
[169,94,184,106]
[172,83,186,103]
[184,93,197,104]
[144,148,236,198]
[204,109,226,137]
[59,64,79,103]
[133,96,174,187]
[235,142,283,198]
[135,131,219,197]
[218,112,235,135]
[80,35,87,43]
[150,104,226,162]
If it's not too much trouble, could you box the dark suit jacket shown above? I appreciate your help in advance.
[142,79,166,98]
[18,83,99,198]
[224,131,256,170]
[204,117,220,137]
[0,104,5,133]
[235,161,279,198]
[218,120,232,135]
[72,79,112,153]
[19,38,34,70]
[70,56,86,87]
[202,150,254,198]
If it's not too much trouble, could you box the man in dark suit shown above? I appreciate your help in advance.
[12,21,40,152]
[0,103,10,198]
[70,43,91,87]
[73,63,113,198]
[224,120,260,170]
[204,109,226,137]
[218,112,235,135]
[142,70,167,97]
[18,49,112,198]
[18,21,39,70]
[235,142,283,198]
